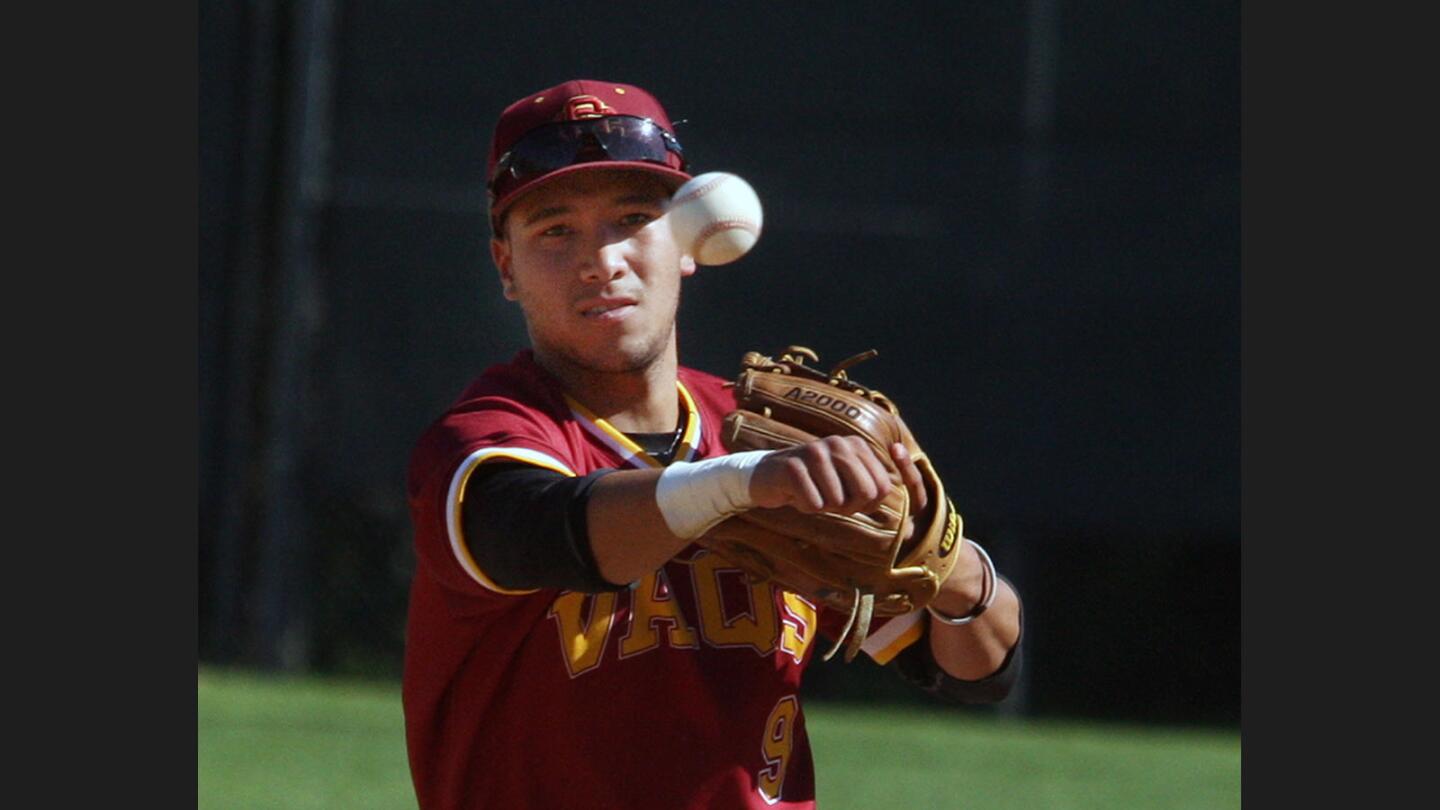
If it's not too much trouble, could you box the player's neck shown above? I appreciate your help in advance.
[534,346,680,433]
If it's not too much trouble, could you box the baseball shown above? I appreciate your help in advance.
[666,172,764,266]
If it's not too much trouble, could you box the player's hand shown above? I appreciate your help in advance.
[889,441,928,515]
[748,436,896,514]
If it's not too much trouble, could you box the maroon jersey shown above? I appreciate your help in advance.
[402,350,927,809]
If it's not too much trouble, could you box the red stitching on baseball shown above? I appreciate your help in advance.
[695,218,760,251]
[672,174,729,206]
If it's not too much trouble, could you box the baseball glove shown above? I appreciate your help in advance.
[699,346,964,662]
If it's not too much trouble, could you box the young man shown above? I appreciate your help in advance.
[402,79,1023,810]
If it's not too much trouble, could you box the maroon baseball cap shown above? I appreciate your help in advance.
[486,79,692,226]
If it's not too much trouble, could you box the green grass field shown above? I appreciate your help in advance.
[199,667,1239,809]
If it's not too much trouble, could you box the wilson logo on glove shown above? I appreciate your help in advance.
[939,500,960,557]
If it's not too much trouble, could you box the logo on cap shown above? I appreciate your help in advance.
[562,95,617,121]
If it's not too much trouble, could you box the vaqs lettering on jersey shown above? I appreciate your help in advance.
[782,386,863,419]
[548,551,818,679]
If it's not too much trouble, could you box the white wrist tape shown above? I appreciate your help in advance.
[654,450,772,539]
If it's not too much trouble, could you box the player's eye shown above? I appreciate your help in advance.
[538,223,573,237]
[619,212,655,227]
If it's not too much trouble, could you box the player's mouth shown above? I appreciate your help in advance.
[578,296,639,321]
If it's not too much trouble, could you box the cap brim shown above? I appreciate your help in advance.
[490,162,693,225]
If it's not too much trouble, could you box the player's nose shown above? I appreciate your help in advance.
[580,238,630,284]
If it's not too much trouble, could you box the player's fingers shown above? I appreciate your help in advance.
[891,442,928,513]
[781,453,827,513]
[851,438,898,510]
[858,442,896,498]
[830,441,882,513]
[801,440,849,510]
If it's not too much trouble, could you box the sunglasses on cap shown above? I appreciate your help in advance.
[489,115,687,199]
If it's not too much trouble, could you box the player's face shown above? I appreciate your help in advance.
[492,170,697,375]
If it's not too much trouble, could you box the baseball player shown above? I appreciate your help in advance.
[402,78,1023,810]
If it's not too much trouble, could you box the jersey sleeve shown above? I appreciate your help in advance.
[461,463,625,593]
[406,395,579,599]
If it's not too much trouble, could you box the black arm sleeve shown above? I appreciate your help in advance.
[891,583,1025,705]
[459,462,628,593]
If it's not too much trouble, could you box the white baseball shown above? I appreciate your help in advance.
[666,172,764,266]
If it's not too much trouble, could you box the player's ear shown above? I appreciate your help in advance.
[680,253,697,277]
[491,236,518,300]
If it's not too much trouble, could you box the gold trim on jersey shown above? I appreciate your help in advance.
[564,381,703,470]
[860,609,925,665]
[447,446,576,595]
[674,382,703,461]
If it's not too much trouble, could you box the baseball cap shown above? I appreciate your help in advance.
[486,79,692,227]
